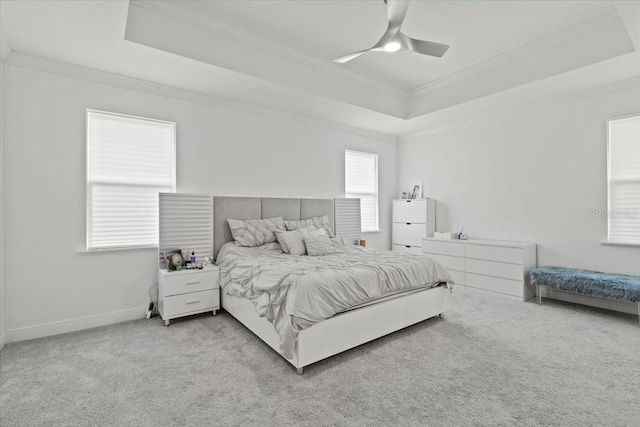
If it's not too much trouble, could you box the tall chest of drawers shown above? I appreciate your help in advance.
[422,238,537,301]
[392,198,436,254]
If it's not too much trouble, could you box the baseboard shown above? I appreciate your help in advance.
[542,288,638,315]
[4,306,148,344]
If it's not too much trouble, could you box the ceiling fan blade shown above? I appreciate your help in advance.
[333,46,383,63]
[402,34,450,58]
[384,0,410,28]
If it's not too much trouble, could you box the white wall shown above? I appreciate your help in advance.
[2,63,397,341]
[399,82,640,276]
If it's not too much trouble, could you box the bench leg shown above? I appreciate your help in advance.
[537,285,542,305]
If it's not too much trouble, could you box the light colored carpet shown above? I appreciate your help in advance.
[1,288,639,426]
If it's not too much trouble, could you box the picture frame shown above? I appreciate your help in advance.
[164,249,184,272]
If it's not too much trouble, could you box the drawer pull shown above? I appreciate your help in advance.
[406,245,411,248]
[185,281,201,286]
[406,223,411,225]
[185,300,201,305]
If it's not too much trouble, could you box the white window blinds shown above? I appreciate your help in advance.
[345,150,378,232]
[87,110,176,249]
[159,193,213,268]
[334,198,362,245]
[607,115,640,244]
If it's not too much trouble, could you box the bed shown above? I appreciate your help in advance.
[214,196,453,374]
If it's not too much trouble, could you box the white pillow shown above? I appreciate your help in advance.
[278,227,325,256]
[305,233,341,256]
[276,225,316,253]
[284,215,334,237]
[228,217,284,247]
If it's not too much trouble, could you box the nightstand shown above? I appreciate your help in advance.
[158,266,220,326]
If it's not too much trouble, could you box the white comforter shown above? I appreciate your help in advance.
[217,242,453,358]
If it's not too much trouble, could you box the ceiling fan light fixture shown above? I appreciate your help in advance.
[384,41,401,52]
[332,0,450,63]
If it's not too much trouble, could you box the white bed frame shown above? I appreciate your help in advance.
[213,196,450,374]
[222,285,449,374]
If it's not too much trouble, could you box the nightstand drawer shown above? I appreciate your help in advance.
[162,289,220,317]
[161,270,219,296]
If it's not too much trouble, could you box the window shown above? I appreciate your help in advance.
[87,110,176,250]
[607,114,640,244]
[345,150,378,232]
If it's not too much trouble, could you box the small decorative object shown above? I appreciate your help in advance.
[457,225,466,240]
[190,251,196,265]
[166,249,184,272]
[410,182,423,199]
[401,192,408,199]
[161,249,181,270]
[359,240,366,247]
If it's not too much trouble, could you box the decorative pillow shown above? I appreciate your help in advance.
[276,225,316,254]
[278,227,325,256]
[284,215,334,237]
[305,233,341,256]
[228,217,285,247]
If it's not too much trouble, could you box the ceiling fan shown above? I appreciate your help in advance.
[333,0,450,64]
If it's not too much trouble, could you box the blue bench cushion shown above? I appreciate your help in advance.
[531,266,640,302]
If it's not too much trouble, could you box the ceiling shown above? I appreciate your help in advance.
[1,1,639,137]
[172,0,616,91]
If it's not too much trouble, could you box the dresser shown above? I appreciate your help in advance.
[158,266,220,326]
[392,198,436,254]
[422,238,536,301]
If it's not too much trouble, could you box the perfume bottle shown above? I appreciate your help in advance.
[190,251,196,265]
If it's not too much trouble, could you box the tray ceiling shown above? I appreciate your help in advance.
[173,0,616,91]
[1,0,639,136]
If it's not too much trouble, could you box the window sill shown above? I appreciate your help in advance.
[77,245,158,255]
[600,240,640,248]
[362,230,380,234]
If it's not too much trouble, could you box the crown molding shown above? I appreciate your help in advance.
[400,75,640,143]
[615,1,640,51]
[5,51,397,143]
[406,9,624,100]
[131,1,406,100]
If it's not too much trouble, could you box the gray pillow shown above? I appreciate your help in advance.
[305,233,341,256]
[284,215,334,237]
[228,217,285,247]
[276,225,317,254]
[279,227,325,256]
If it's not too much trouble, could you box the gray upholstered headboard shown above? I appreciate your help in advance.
[213,197,334,260]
